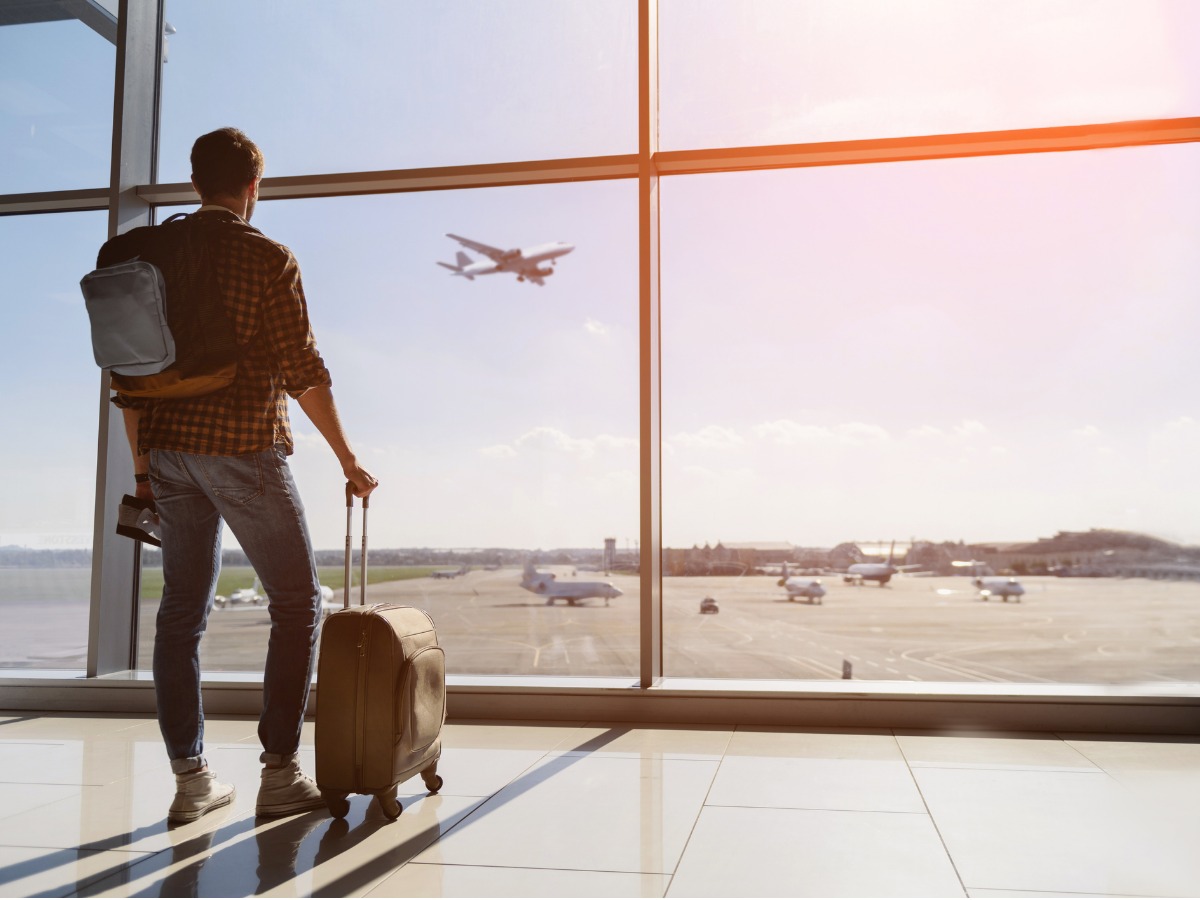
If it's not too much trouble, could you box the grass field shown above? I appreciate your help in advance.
[137,565,439,600]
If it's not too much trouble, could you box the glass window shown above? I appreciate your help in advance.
[139,180,640,677]
[0,6,118,194]
[661,142,1200,683]
[157,0,637,183]
[660,0,1200,150]
[0,211,108,670]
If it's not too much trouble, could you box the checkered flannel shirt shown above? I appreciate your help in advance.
[111,208,332,457]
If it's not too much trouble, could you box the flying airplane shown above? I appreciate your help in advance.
[778,562,826,604]
[974,577,1025,602]
[520,561,623,606]
[437,234,575,286]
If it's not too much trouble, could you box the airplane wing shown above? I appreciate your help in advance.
[526,272,545,286]
[447,234,507,262]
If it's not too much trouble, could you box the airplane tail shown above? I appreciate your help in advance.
[436,250,476,280]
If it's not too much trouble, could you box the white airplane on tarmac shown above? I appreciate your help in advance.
[438,234,575,286]
[520,561,622,606]
[843,541,924,586]
[778,562,826,604]
[974,577,1025,602]
[951,560,1026,602]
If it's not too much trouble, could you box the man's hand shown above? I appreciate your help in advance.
[135,480,155,503]
[296,386,379,499]
[344,462,378,499]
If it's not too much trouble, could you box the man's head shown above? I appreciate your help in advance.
[190,127,264,219]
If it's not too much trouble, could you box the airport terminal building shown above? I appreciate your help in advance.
[1,1,1199,895]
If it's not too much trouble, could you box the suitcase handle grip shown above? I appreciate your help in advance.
[344,481,368,608]
[345,481,370,509]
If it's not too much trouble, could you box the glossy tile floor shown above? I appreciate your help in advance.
[1,714,1198,897]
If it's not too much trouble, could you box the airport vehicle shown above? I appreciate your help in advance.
[520,561,623,606]
[437,233,575,285]
[431,565,469,580]
[974,577,1025,602]
[699,597,720,614]
[778,562,826,604]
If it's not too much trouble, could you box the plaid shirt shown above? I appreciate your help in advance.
[112,207,332,457]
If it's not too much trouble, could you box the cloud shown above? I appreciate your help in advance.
[1072,424,1101,439]
[754,420,889,445]
[479,427,637,461]
[584,318,609,337]
[479,444,517,458]
[954,420,987,438]
[668,425,745,450]
[907,420,988,441]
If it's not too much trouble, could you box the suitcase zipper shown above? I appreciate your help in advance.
[354,619,369,784]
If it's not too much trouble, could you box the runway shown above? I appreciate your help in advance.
[143,568,1200,684]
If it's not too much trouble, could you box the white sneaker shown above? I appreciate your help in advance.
[256,758,327,817]
[168,770,235,824]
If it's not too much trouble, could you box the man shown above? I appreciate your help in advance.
[114,127,377,823]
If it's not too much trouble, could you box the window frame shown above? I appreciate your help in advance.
[1,0,1198,731]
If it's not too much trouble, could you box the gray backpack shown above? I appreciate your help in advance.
[81,212,240,399]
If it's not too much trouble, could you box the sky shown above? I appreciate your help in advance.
[2,1,1199,552]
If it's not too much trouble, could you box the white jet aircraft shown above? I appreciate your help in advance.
[778,562,826,604]
[520,561,622,606]
[951,560,1025,602]
[843,541,924,586]
[974,577,1025,602]
[438,234,574,286]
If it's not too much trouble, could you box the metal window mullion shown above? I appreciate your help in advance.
[88,0,163,677]
[652,117,1200,175]
[638,0,662,688]
[0,188,110,216]
[136,156,641,205]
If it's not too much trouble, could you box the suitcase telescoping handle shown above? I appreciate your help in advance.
[343,481,369,609]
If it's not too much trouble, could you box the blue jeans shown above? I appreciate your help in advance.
[149,445,321,774]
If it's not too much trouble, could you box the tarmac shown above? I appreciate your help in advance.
[140,567,1200,684]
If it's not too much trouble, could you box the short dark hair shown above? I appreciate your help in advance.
[190,127,264,198]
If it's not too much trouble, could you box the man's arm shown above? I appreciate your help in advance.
[295,385,378,498]
[121,407,153,502]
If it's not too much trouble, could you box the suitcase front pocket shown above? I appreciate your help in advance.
[400,646,446,754]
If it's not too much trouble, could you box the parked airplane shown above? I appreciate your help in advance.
[778,562,826,604]
[974,577,1025,602]
[520,561,622,606]
[214,578,265,609]
[217,579,337,613]
[843,541,923,586]
[437,234,574,286]
[431,565,470,580]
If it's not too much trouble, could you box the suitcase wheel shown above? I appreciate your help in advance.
[377,792,403,820]
[423,773,444,795]
[323,790,350,820]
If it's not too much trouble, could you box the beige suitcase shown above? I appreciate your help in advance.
[315,485,446,820]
